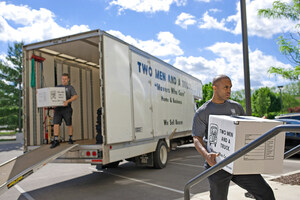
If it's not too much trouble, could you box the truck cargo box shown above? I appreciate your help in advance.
[22,29,202,166]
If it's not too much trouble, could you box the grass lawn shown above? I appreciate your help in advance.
[0,131,16,136]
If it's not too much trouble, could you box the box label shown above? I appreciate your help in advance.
[244,134,275,160]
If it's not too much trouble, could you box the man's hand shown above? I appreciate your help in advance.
[63,101,68,106]
[205,152,219,166]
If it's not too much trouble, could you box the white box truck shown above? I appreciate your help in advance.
[0,29,202,194]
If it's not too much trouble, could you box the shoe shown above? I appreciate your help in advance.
[245,192,255,199]
[50,140,60,148]
[68,138,74,144]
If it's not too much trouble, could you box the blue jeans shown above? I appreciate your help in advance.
[208,169,275,200]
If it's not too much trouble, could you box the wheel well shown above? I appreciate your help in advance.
[157,139,169,150]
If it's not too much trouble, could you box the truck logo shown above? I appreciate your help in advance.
[209,123,218,147]
[50,91,56,100]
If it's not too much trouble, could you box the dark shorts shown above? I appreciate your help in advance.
[53,106,73,126]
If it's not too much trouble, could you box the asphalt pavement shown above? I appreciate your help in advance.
[1,136,300,200]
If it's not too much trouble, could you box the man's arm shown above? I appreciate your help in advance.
[63,94,78,106]
[193,136,219,167]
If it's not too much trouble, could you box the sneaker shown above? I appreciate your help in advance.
[50,140,60,148]
[245,192,255,199]
[68,138,74,144]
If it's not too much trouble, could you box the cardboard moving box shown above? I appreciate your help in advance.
[207,115,284,174]
[37,87,66,108]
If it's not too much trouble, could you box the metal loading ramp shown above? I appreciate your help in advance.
[0,143,78,195]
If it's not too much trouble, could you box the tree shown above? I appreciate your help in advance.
[251,86,284,118]
[284,81,300,96]
[258,0,300,80]
[231,89,246,109]
[282,88,300,111]
[0,42,23,131]
[267,87,281,113]
[196,82,213,108]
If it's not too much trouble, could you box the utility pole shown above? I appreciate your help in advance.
[278,85,283,113]
[240,0,252,116]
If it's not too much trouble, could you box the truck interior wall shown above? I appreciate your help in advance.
[25,51,100,146]
[23,50,29,147]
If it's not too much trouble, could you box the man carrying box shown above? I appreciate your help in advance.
[192,75,275,200]
[50,73,78,149]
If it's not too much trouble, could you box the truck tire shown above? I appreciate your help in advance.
[153,140,168,169]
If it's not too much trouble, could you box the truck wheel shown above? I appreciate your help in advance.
[153,140,168,169]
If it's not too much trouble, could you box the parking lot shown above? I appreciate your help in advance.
[1,141,300,200]
[0,143,211,200]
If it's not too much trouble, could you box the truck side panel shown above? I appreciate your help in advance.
[103,35,133,144]
[130,51,201,139]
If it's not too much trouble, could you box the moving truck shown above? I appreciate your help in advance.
[0,29,202,194]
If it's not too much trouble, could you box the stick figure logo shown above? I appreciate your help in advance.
[209,123,218,147]
[50,91,56,100]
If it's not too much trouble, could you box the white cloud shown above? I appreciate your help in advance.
[175,12,197,29]
[0,52,15,71]
[174,42,292,90]
[0,53,6,61]
[198,11,231,32]
[109,0,187,13]
[0,2,90,43]
[209,8,221,13]
[194,0,211,2]
[227,0,298,38]
[181,0,298,38]
[107,30,184,57]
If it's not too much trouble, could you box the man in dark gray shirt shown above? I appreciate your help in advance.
[192,75,275,200]
[51,73,78,148]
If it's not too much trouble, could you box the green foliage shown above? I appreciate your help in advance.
[251,87,272,117]
[250,84,299,117]
[282,90,300,111]
[258,0,300,21]
[264,112,280,119]
[197,80,299,117]
[0,42,24,130]
[268,90,281,113]
[250,87,282,117]
[196,82,213,108]
[231,89,245,109]
[258,0,300,80]
[284,80,300,95]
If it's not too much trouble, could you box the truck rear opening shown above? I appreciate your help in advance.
[23,30,101,149]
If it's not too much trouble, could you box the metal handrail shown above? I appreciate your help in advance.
[184,124,300,200]
[284,144,300,159]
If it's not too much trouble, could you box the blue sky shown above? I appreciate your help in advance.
[0,0,298,91]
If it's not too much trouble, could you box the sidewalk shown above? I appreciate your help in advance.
[0,132,23,145]
[191,171,300,200]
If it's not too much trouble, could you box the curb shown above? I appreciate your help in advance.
[0,133,23,145]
